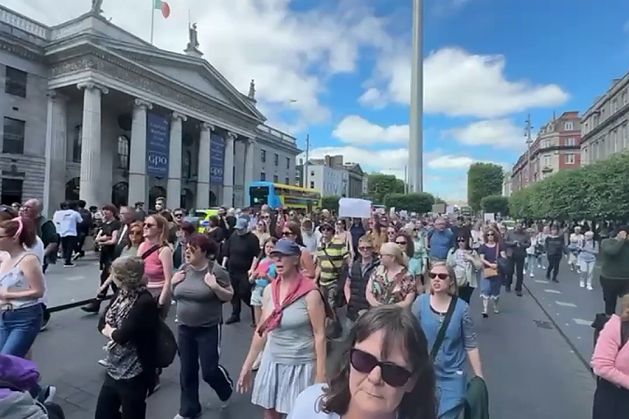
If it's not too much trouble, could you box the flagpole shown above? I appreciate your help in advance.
[150,0,155,44]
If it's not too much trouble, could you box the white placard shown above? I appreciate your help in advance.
[483,213,495,222]
[339,198,372,219]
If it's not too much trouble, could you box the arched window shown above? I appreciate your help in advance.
[117,135,129,169]
[182,150,192,179]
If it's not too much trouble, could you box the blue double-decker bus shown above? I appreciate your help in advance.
[248,181,321,211]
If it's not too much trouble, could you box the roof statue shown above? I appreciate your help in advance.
[91,0,103,14]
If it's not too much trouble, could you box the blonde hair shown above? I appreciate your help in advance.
[621,294,629,321]
[379,242,407,267]
[428,261,458,296]
[111,256,147,289]
[146,214,169,245]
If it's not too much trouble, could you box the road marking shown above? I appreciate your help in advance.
[544,289,562,294]
[555,301,577,308]
[573,318,591,326]
[64,276,84,281]
[535,280,550,284]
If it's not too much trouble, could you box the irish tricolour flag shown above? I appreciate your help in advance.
[154,0,171,18]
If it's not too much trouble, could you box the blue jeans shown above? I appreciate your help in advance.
[0,304,43,357]
[178,324,233,417]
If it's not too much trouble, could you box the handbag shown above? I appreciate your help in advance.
[430,297,457,360]
[482,244,499,278]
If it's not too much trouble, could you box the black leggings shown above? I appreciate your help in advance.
[95,374,148,419]
[546,254,562,281]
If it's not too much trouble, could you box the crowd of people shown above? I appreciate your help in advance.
[0,197,627,419]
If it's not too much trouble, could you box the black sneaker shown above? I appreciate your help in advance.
[64,263,75,268]
[81,300,101,313]
[225,315,240,325]
[515,290,523,297]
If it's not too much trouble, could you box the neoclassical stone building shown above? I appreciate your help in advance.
[0,5,300,215]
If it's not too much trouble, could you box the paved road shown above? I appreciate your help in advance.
[33,262,595,419]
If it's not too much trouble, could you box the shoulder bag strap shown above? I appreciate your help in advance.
[141,244,161,260]
[621,320,629,348]
[430,297,457,360]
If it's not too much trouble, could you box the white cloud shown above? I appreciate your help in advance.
[332,116,408,144]
[444,118,527,150]
[363,47,569,117]
[3,0,392,129]
[427,155,475,169]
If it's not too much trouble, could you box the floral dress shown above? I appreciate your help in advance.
[369,265,416,305]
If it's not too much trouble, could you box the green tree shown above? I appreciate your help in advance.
[384,192,435,214]
[480,195,509,215]
[321,196,341,212]
[467,163,504,212]
[367,173,405,204]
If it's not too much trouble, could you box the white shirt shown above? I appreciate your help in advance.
[287,384,339,419]
[52,209,83,237]
[0,237,47,304]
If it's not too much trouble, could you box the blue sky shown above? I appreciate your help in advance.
[7,0,629,201]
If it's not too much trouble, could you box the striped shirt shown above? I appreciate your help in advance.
[316,237,348,286]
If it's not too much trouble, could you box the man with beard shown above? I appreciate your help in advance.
[222,217,259,325]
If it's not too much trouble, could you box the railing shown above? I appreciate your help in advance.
[257,124,297,145]
[0,6,49,39]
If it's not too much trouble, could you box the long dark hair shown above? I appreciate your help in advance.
[320,305,437,419]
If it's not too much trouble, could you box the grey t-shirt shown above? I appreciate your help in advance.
[173,262,231,328]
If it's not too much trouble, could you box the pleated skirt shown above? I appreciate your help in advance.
[250,353,316,414]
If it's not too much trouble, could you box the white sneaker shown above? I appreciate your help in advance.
[98,358,109,368]
[587,284,594,291]
[173,415,200,419]
[529,272,535,278]
[579,280,585,288]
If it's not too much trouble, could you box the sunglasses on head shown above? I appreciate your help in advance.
[350,348,412,387]
[428,272,449,280]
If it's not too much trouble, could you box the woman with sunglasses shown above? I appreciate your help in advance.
[446,235,482,304]
[288,305,437,419]
[280,221,316,280]
[343,235,379,330]
[334,219,354,260]
[366,242,416,308]
[412,262,483,419]
[172,234,234,419]
[137,214,173,319]
[253,220,271,250]
[478,227,504,317]
[367,217,387,254]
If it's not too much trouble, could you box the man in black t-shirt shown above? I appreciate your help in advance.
[82,204,121,313]
[74,199,92,260]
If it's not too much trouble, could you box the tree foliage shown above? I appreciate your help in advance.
[321,196,341,212]
[384,192,435,214]
[467,163,504,212]
[509,153,629,221]
[481,195,509,215]
[367,173,405,204]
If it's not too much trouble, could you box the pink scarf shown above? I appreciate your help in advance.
[256,273,317,336]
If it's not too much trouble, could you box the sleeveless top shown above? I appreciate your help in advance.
[265,295,315,365]
[143,246,166,289]
[0,253,39,309]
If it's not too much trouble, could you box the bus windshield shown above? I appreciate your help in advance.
[250,186,269,205]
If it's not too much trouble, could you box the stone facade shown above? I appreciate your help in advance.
[0,5,300,215]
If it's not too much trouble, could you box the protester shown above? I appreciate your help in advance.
[446,234,482,304]
[281,221,316,280]
[578,231,598,290]
[343,235,379,329]
[249,237,278,329]
[599,226,629,315]
[545,226,565,284]
[366,242,416,308]
[427,218,453,262]
[253,219,271,250]
[478,228,504,317]
[504,223,530,296]
[52,201,82,268]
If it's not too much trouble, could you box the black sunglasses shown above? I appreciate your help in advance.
[395,241,407,245]
[428,272,449,280]
[282,231,292,237]
[350,348,412,387]
[457,239,466,243]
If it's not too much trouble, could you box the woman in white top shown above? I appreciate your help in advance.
[288,305,437,419]
[0,217,45,356]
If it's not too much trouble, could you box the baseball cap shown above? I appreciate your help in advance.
[235,217,248,230]
[271,239,301,257]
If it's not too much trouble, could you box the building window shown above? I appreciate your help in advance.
[285,157,290,169]
[310,181,315,189]
[182,150,192,179]
[4,66,27,97]
[565,153,575,165]
[72,125,82,162]
[117,135,129,169]
[273,175,278,183]
[285,177,289,185]
[260,172,266,181]
[565,137,576,147]
[274,153,279,166]
[543,154,551,167]
[2,117,25,154]
[541,139,549,148]
[310,170,315,177]
[1,178,23,205]
[261,149,266,163]
[564,121,574,130]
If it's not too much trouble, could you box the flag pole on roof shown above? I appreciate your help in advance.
[150,0,171,44]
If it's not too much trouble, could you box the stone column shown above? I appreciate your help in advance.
[244,138,256,194]
[196,123,213,208]
[222,132,236,207]
[167,112,187,210]
[43,90,67,217]
[77,82,108,207]
[128,99,152,205]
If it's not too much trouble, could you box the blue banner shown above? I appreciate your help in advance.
[146,112,170,177]
[210,133,225,184]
